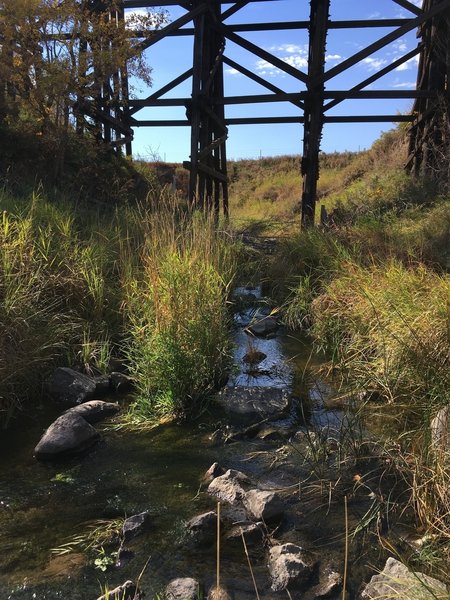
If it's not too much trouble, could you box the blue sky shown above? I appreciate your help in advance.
[126,0,422,161]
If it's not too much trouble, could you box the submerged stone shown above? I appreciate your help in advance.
[34,413,100,460]
[246,315,278,337]
[216,386,292,424]
[122,511,151,542]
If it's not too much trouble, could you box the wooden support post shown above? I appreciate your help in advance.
[301,0,330,227]
[187,1,229,215]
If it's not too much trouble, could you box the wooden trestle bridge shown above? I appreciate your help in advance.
[82,0,449,226]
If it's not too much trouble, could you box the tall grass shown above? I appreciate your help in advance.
[0,188,241,427]
[124,196,240,421]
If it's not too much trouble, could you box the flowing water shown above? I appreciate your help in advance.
[0,287,389,599]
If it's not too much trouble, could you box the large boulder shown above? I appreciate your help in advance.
[244,489,284,521]
[207,469,248,506]
[216,387,292,425]
[48,367,96,406]
[165,578,200,600]
[360,557,448,599]
[66,400,120,424]
[268,543,315,592]
[34,413,100,460]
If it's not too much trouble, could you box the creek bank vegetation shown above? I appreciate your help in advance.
[254,127,449,589]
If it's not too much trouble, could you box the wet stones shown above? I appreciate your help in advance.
[360,557,448,600]
[66,400,120,424]
[207,469,248,505]
[311,569,343,598]
[34,400,120,460]
[244,489,284,521]
[48,367,134,406]
[268,543,316,592]
[224,522,264,547]
[48,367,97,406]
[204,462,225,481]
[122,511,151,542]
[165,578,200,600]
[246,315,278,337]
[186,511,217,545]
[34,413,100,460]
[216,386,292,425]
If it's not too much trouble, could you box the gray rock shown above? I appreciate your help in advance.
[216,387,291,424]
[187,511,217,544]
[246,316,278,337]
[96,580,142,600]
[244,489,284,521]
[360,557,448,599]
[122,511,151,542]
[65,400,119,424]
[94,375,112,396]
[165,577,200,600]
[48,367,96,406]
[312,569,342,599]
[225,522,263,547]
[110,372,134,393]
[204,462,225,481]
[34,413,100,460]
[207,469,248,505]
[268,543,315,592]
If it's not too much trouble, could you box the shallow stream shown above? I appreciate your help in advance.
[0,287,390,599]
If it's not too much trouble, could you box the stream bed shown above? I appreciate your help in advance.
[0,286,393,599]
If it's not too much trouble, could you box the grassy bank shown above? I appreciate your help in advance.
[258,128,450,581]
[0,185,240,427]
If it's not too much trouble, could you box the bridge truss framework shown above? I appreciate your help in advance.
[85,0,450,226]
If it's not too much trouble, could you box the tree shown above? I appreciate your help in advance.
[0,0,166,137]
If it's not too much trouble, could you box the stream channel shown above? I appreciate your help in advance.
[0,286,391,599]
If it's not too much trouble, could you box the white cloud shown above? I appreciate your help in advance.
[255,44,309,77]
[325,54,342,62]
[361,57,387,71]
[395,55,419,71]
[270,44,308,55]
[225,68,241,76]
[392,81,416,88]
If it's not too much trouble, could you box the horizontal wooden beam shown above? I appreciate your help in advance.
[124,0,279,6]
[128,90,437,109]
[135,115,414,127]
[145,19,415,37]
